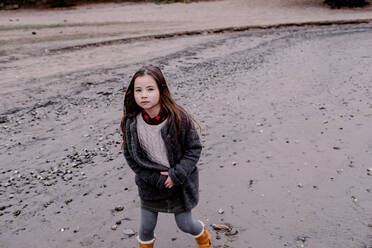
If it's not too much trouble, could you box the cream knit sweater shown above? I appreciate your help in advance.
[136,113,170,168]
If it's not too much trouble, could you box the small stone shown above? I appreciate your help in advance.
[13,210,21,216]
[9,194,14,199]
[249,179,254,187]
[351,196,358,203]
[296,235,310,242]
[232,162,237,166]
[297,183,303,188]
[217,208,224,214]
[122,228,135,236]
[32,31,37,35]
[111,225,117,231]
[211,224,230,231]
[225,228,239,236]
[0,116,8,124]
[116,220,122,225]
[333,146,341,150]
[115,206,124,212]
[65,175,73,181]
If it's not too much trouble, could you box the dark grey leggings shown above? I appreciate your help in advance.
[139,208,203,242]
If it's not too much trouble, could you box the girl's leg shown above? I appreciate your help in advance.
[139,208,158,242]
[174,210,203,235]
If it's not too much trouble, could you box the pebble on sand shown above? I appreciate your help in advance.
[122,228,136,237]
[225,228,239,236]
[212,224,230,231]
[211,223,239,237]
[115,206,125,212]
[13,210,21,217]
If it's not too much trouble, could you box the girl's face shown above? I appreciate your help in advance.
[134,75,161,117]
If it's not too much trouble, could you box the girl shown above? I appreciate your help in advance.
[120,65,213,248]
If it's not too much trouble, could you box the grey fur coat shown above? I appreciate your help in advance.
[123,113,202,211]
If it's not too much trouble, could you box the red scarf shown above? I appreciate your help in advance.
[142,108,167,125]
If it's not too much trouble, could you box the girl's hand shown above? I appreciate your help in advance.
[160,171,174,188]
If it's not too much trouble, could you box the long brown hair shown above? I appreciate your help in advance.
[120,65,195,147]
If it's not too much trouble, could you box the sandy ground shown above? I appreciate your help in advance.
[1,0,372,48]
[1,1,372,248]
[1,0,371,106]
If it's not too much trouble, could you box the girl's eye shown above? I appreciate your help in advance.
[148,88,154,91]
[135,89,141,92]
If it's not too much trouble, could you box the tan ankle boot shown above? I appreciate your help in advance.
[194,221,212,248]
[137,236,155,248]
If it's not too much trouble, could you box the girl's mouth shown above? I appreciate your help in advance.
[141,101,149,104]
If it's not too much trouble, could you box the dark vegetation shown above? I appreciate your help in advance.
[0,0,200,9]
[324,0,369,8]
[0,0,369,10]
